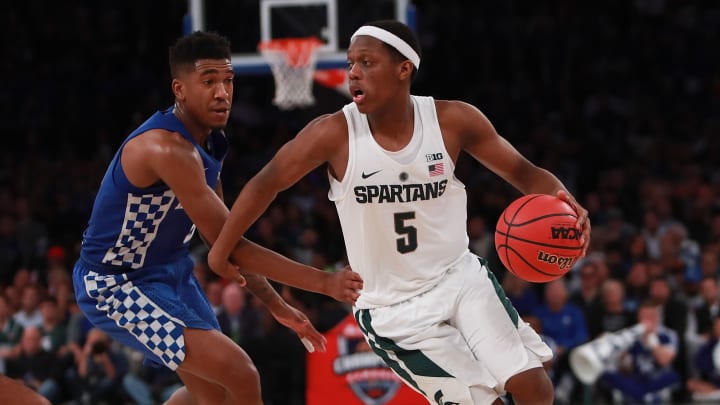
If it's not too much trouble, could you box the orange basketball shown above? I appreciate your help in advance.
[494,194,583,283]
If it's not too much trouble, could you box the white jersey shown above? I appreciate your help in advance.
[329,96,470,309]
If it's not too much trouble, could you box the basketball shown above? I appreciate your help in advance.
[494,194,583,283]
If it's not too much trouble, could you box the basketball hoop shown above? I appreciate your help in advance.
[258,37,323,110]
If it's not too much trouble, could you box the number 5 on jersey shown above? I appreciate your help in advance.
[394,212,417,253]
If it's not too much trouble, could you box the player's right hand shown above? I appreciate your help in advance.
[325,267,363,305]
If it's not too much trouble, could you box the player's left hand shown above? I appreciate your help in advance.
[556,190,591,257]
[324,267,363,305]
[271,303,327,353]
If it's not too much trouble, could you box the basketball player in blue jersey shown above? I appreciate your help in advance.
[209,21,591,404]
[72,31,363,405]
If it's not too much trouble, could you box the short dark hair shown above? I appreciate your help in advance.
[168,31,232,78]
[639,299,659,310]
[364,20,421,76]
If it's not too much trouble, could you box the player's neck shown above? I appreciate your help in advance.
[367,96,414,145]
[173,102,211,145]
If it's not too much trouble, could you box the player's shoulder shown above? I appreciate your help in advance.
[305,110,347,132]
[433,99,490,134]
[126,128,195,159]
[297,110,348,140]
[434,99,483,119]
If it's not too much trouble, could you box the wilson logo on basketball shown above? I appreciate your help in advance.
[537,250,577,270]
[550,227,581,240]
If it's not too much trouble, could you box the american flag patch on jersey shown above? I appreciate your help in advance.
[428,163,444,176]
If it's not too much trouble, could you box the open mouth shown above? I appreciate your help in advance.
[352,89,365,103]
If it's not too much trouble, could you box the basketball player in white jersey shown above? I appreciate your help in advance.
[209,20,591,404]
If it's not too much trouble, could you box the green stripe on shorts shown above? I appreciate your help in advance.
[356,309,453,395]
[482,258,520,328]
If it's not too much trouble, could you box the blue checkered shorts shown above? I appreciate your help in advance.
[73,256,220,370]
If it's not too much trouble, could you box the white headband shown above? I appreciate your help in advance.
[351,25,420,70]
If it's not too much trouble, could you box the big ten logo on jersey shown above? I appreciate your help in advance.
[306,314,423,405]
[426,152,443,162]
[550,226,581,240]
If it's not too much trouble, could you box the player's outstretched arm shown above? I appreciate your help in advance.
[126,127,362,302]
[208,113,358,297]
[437,100,590,256]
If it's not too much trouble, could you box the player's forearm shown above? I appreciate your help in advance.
[229,239,330,296]
[518,167,569,196]
[240,273,285,310]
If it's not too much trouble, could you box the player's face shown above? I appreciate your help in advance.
[181,59,234,129]
[347,36,407,112]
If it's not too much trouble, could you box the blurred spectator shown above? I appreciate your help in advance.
[700,249,720,279]
[204,278,224,316]
[11,268,33,294]
[0,293,23,373]
[586,279,636,340]
[624,261,651,312]
[4,326,61,403]
[3,285,22,314]
[642,209,666,261]
[64,327,129,405]
[599,301,681,404]
[217,282,261,346]
[689,277,720,339]
[619,232,651,277]
[532,278,589,404]
[64,299,92,348]
[685,276,720,381]
[534,279,589,356]
[660,223,702,292]
[648,276,690,399]
[648,277,688,346]
[37,296,67,355]
[569,260,602,318]
[13,285,43,329]
[0,293,23,344]
[686,316,720,402]
[45,267,72,320]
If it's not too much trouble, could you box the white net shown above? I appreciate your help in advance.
[258,38,323,110]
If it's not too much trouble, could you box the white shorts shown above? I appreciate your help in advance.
[354,252,553,405]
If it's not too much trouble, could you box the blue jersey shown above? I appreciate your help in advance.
[627,325,678,376]
[80,107,227,269]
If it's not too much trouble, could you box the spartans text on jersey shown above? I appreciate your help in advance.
[353,180,448,204]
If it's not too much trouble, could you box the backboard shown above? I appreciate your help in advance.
[187,0,416,75]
